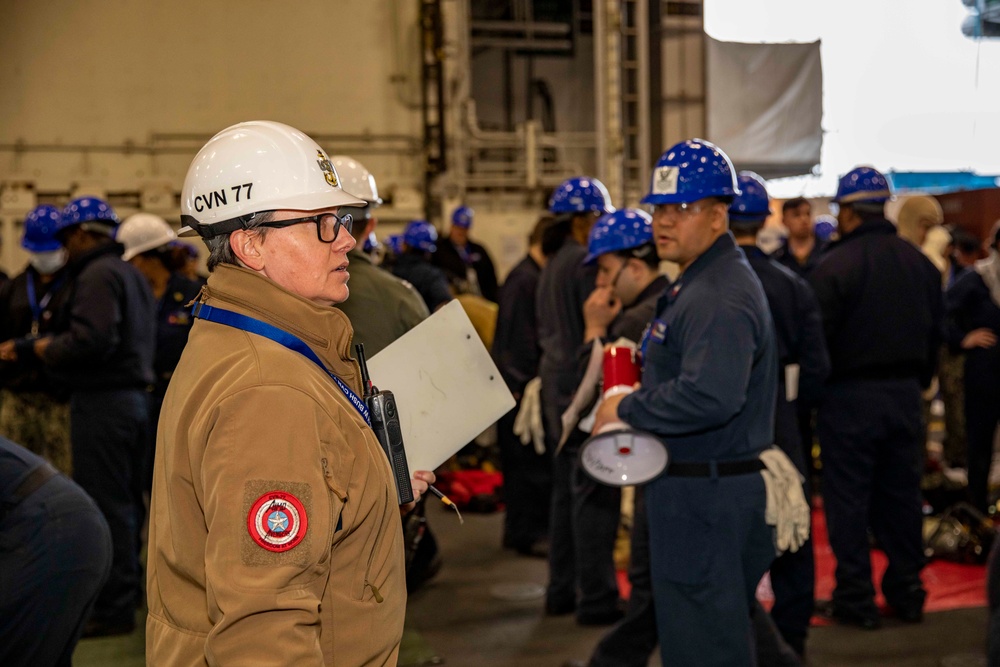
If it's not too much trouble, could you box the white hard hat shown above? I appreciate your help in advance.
[118,213,177,261]
[331,155,381,205]
[179,120,366,238]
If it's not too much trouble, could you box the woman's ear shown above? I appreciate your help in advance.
[230,229,264,270]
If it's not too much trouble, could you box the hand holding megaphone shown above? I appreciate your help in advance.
[581,343,669,486]
[591,344,641,434]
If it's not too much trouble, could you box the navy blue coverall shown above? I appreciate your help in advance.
[0,435,111,666]
[771,236,827,278]
[434,237,499,302]
[583,274,668,665]
[945,265,1000,513]
[617,233,778,666]
[493,254,551,553]
[43,241,155,630]
[392,252,453,312]
[743,244,830,655]
[808,216,942,622]
[537,237,622,622]
[0,265,73,397]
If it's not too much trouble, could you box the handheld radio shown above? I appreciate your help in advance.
[355,343,414,505]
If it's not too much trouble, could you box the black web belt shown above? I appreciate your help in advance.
[668,458,764,478]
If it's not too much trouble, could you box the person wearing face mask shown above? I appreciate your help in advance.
[0,195,157,638]
[0,204,74,475]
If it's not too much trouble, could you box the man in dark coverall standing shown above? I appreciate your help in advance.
[594,139,778,666]
[730,171,830,657]
[493,217,553,557]
[393,219,453,313]
[433,206,499,302]
[6,197,156,637]
[537,176,622,625]
[809,166,942,629]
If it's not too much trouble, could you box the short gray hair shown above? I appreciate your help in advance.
[205,212,274,271]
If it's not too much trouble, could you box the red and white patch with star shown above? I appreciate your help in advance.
[247,491,308,553]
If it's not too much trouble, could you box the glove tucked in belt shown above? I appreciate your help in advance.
[759,447,810,555]
[512,377,545,455]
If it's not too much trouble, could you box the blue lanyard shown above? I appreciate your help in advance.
[26,272,63,335]
[191,302,371,426]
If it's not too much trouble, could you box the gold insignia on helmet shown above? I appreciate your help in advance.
[316,150,339,188]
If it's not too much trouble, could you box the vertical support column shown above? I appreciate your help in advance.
[595,0,624,206]
[420,0,447,219]
[621,0,650,206]
[659,0,705,150]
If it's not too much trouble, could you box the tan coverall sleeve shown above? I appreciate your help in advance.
[199,385,343,666]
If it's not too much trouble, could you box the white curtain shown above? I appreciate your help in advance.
[706,38,823,179]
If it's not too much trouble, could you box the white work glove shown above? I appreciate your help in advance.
[759,447,810,554]
[513,377,546,455]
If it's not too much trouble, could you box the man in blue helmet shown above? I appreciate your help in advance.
[537,176,623,625]
[577,207,668,664]
[433,206,499,302]
[493,216,555,557]
[0,205,74,475]
[593,140,780,665]
[393,220,453,312]
[729,171,830,658]
[0,196,156,637]
[809,166,942,629]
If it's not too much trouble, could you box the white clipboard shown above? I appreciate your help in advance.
[368,300,515,473]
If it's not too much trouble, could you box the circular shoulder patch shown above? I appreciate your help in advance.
[248,491,308,553]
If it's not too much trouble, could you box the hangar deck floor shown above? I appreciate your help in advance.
[76,508,989,667]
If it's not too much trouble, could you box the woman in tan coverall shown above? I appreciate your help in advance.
[145,120,434,666]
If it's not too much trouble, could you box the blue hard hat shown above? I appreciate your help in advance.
[642,139,740,206]
[729,171,770,222]
[452,206,474,229]
[833,166,891,205]
[403,219,438,253]
[362,231,379,253]
[58,196,120,235]
[549,177,614,215]
[22,205,63,252]
[385,234,404,255]
[584,208,653,265]
[814,215,838,242]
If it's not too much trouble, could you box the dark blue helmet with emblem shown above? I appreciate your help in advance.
[728,171,771,223]
[833,166,891,205]
[584,208,654,265]
[403,219,438,253]
[57,197,120,238]
[549,177,614,215]
[814,214,838,241]
[385,234,404,255]
[22,204,63,252]
[452,206,474,229]
[362,231,379,254]
[642,139,740,206]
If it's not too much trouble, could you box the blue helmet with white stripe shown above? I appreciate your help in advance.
[642,139,740,206]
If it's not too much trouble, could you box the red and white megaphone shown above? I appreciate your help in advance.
[579,345,669,486]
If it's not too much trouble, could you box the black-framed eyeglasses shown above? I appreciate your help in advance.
[259,212,354,243]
